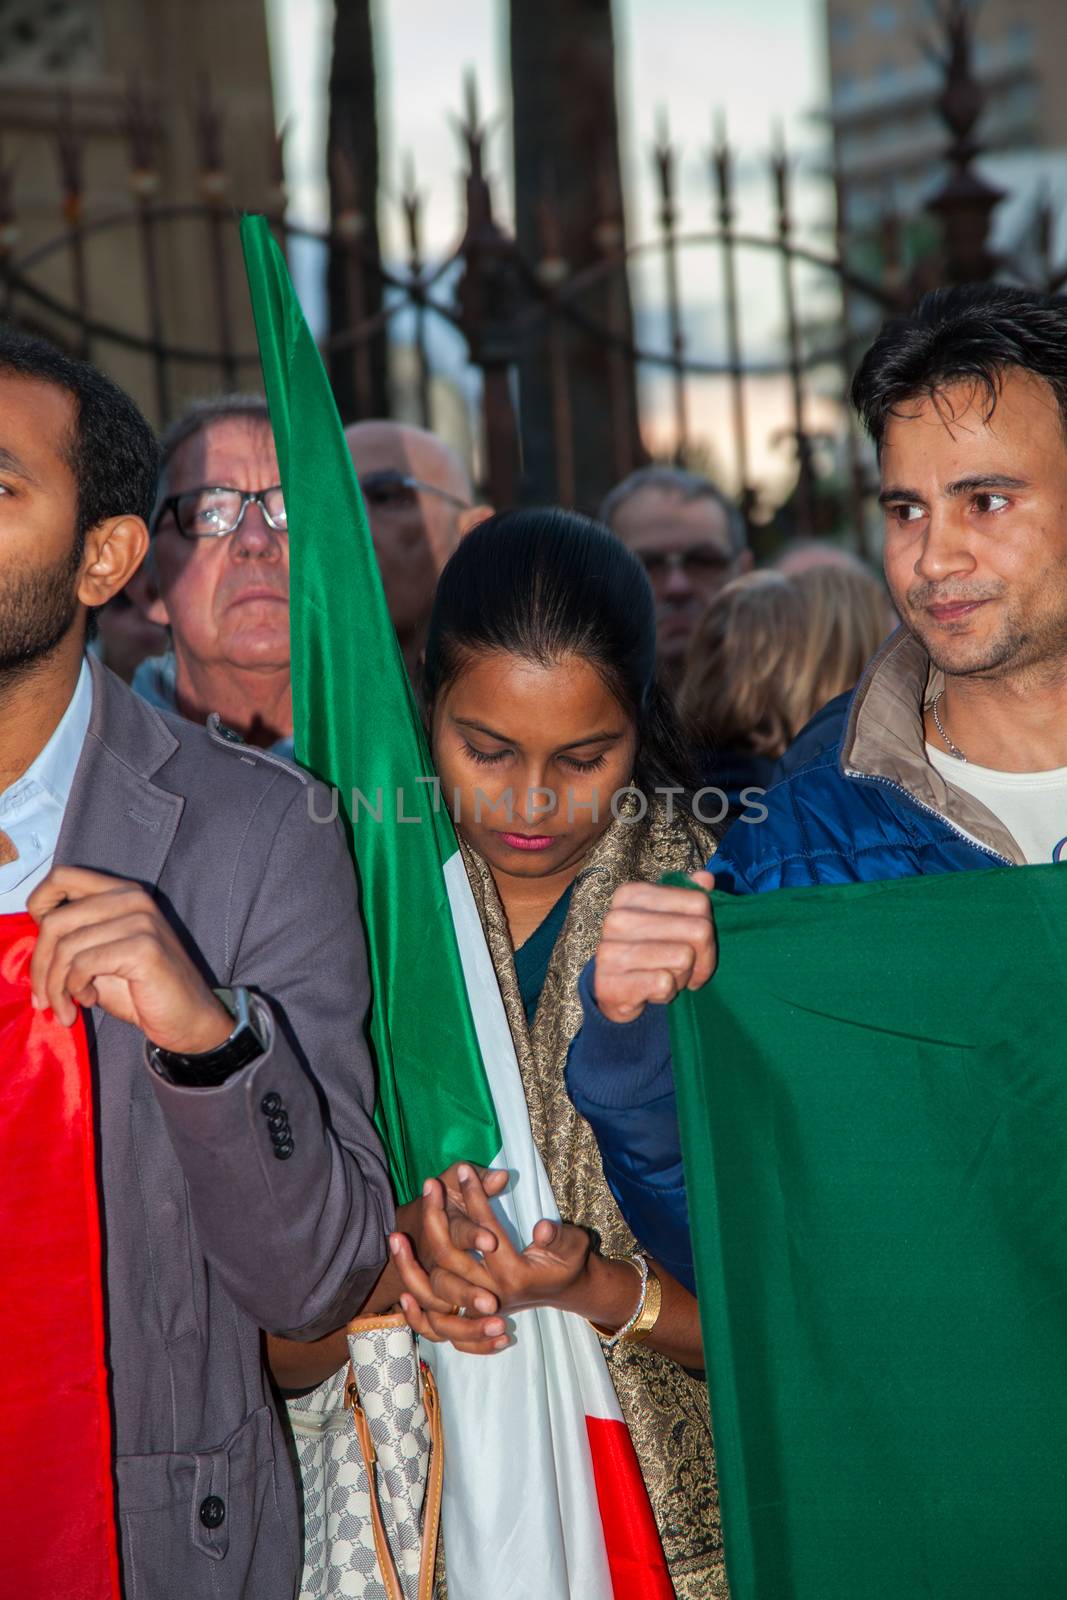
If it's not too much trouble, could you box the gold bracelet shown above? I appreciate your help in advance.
[625,1262,662,1342]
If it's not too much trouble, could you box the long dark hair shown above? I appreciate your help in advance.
[423,506,695,797]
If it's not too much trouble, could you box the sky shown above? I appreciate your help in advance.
[265,0,835,499]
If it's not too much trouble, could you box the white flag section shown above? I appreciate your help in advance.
[420,854,627,1599]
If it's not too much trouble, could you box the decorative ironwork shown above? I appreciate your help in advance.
[0,3,1020,544]
[923,0,1005,285]
[653,114,688,464]
[711,112,751,522]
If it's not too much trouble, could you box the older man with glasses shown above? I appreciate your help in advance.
[132,394,296,755]
[133,402,490,746]
[599,465,751,689]
[345,419,492,679]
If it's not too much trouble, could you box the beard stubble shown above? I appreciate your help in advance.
[0,537,84,683]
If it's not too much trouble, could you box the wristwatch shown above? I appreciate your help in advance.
[148,987,267,1087]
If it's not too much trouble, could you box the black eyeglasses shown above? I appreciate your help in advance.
[358,469,470,513]
[154,485,288,540]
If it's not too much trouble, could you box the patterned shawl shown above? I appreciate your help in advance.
[461,800,727,1599]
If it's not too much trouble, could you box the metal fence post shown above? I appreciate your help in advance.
[711,114,751,521]
[772,127,815,536]
[654,116,689,463]
[923,0,1003,284]
[401,154,432,431]
[453,77,521,507]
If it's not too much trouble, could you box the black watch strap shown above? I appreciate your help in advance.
[149,988,267,1087]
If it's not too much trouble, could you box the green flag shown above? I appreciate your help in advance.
[668,865,1067,1600]
[239,215,498,1202]
[240,214,673,1598]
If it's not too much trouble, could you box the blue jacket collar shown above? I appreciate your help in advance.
[841,628,1023,865]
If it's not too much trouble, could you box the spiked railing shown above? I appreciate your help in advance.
[922,0,1004,284]
[0,2,1018,534]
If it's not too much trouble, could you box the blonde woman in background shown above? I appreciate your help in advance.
[678,562,894,820]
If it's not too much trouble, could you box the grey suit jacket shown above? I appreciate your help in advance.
[57,658,393,1599]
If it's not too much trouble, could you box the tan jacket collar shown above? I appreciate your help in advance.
[841,627,1022,865]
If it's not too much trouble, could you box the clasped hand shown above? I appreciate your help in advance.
[391,1164,593,1356]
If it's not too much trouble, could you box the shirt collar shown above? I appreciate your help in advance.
[0,656,93,816]
[130,650,177,715]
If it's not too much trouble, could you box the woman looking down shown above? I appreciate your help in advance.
[391,507,723,1598]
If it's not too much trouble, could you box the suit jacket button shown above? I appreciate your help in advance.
[267,1110,288,1131]
[273,1138,295,1160]
[260,1092,282,1114]
[199,1495,226,1529]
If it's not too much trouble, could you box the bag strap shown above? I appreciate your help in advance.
[345,1356,444,1600]
[415,1363,444,1600]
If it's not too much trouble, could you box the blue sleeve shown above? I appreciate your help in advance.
[714,808,778,895]
[565,962,696,1295]
[709,844,757,896]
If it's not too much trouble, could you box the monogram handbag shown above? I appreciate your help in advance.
[286,1312,443,1600]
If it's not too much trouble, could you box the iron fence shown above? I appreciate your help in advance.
[0,1,1049,555]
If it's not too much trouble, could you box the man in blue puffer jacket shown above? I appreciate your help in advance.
[568,282,1067,1293]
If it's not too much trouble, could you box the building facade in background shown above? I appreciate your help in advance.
[826,0,1067,228]
[0,0,277,421]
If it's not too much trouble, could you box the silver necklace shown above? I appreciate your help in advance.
[931,690,967,762]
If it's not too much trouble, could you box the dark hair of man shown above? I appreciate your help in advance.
[0,326,160,547]
[851,284,1067,452]
[156,393,272,499]
[597,464,747,557]
[423,506,696,797]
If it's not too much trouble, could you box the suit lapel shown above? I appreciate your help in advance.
[55,657,185,1045]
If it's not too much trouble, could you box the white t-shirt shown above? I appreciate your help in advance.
[926,743,1067,866]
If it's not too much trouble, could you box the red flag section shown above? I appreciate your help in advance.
[586,1416,674,1598]
[0,912,120,1599]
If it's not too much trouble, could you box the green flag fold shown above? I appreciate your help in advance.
[240,215,498,1201]
[670,865,1067,1599]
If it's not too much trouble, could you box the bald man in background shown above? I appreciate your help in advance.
[345,420,491,678]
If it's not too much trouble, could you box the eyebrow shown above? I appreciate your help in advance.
[0,445,38,484]
[453,716,625,750]
[879,473,1030,506]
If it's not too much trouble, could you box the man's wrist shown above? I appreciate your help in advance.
[148,988,267,1086]
[171,998,237,1055]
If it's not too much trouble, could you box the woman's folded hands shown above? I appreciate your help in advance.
[390,1163,647,1356]
[391,1164,593,1354]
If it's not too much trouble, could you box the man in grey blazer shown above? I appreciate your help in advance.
[0,335,392,1594]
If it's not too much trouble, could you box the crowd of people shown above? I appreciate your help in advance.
[4,276,1063,1598]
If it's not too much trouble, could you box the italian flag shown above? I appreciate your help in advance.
[0,913,121,1600]
[241,216,672,1598]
